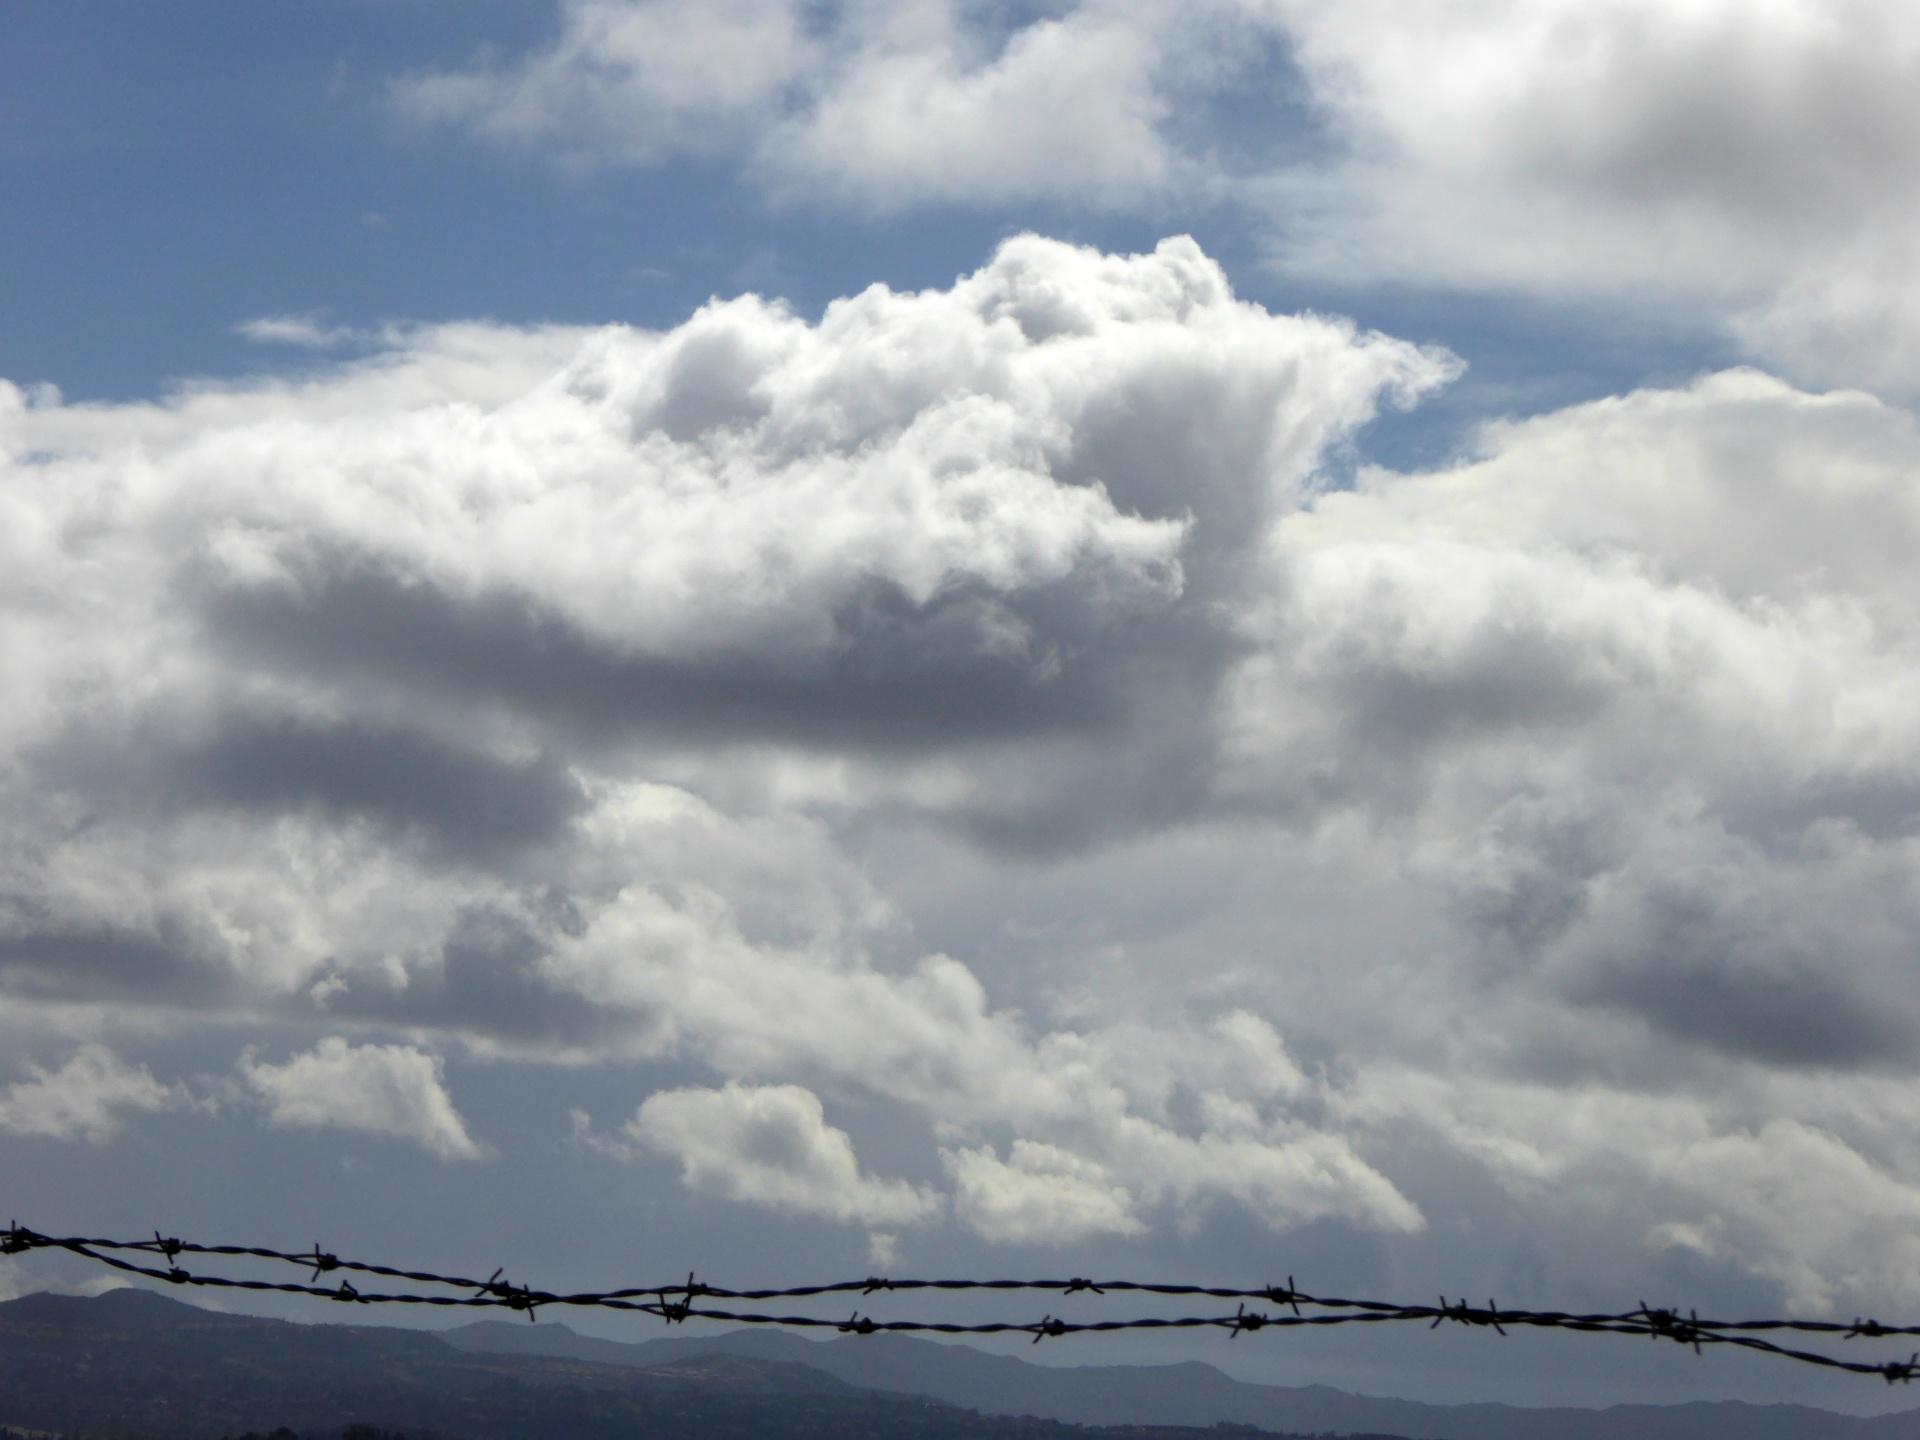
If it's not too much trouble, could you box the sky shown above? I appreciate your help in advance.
[9,0,1920,1415]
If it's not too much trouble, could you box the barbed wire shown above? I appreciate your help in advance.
[6,1221,1919,1384]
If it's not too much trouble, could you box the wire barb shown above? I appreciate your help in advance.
[1637,1305,1704,1354]
[1880,1354,1920,1384]
[1264,1278,1302,1315]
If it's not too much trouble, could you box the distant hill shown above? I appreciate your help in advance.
[9,1289,1920,1440]
[0,1289,1371,1440]
[443,1310,1920,1440]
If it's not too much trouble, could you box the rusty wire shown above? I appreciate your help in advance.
[6,1222,1919,1383]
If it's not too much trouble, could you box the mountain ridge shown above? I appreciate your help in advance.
[442,1310,1920,1440]
[0,1289,1360,1440]
[5,1290,1919,1440]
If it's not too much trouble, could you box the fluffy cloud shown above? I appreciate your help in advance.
[1187,366,1920,1307]
[1342,1069,1920,1312]
[19,230,1920,1313]
[400,0,1920,386]
[945,1141,1144,1244]
[1228,368,1920,1069]
[0,234,1435,1028]
[553,871,1423,1236]
[396,0,1190,209]
[0,1045,182,1143]
[0,233,1433,1247]
[1258,0,1920,387]
[399,0,815,168]
[239,1038,484,1159]
[631,1081,939,1226]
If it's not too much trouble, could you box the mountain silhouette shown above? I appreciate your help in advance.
[0,1290,1379,1440]
[444,1308,1920,1440]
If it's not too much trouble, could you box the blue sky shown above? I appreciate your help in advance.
[8,0,1920,1415]
[1,2,1727,458]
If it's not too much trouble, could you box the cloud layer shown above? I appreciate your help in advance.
[0,235,1439,1252]
[397,0,1920,389]
[11,234,1920,1315]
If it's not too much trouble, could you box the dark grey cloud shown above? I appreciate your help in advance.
[0,929,236,1008]
[1549,857,1920,1069]
[1577,949,1909,1068]
[202,562,1190,751]
[181,717,588,859]
[322,904,621,1050]
[22,707,587,876]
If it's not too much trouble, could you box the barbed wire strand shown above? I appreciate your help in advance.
[5,1223,1916,1384]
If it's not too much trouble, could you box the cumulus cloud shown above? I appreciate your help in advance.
[399,0,1920,386]
[0,233,1437,1253]
[1341,1068,1920,1312]
[395,0,1192,209]
[1256,0,1920,386]
[0,234,1435,1027]
[0,1044,182,1143]
[239,1038,484,1159]
[945,1141,1144,1244]
[631,1081,939,1225]
[1157,364,1920,1305]
[398,0,816,168]
[22,228,1920,1311]
[550,880,1423,1236]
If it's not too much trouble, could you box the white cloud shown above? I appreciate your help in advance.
[239,1038,484,1159]
[14,237,1315,679]
[1173,363,1920,1305]
[0,1044,181,1143]
[236,316,365,350]
[0,234,1439,1251]
[0,234,1434,1032]
[398,0,816,167]
[945,1140,1144,1244]
[396,0,1190,210]
[399,0,1920,386]
[1254,0,1920,387]
[1342,1068,1920,1312]
[547,868,1423,1236]
[27,226,1920,1311]
[752,3,1181,209]
[631,1081,939,1226]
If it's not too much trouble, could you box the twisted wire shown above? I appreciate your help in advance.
[6,1223,1916,1384]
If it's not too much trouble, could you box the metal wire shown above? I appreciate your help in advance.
[6,1222,1917,1383]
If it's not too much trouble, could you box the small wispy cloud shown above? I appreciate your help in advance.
[235,314,365,349]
